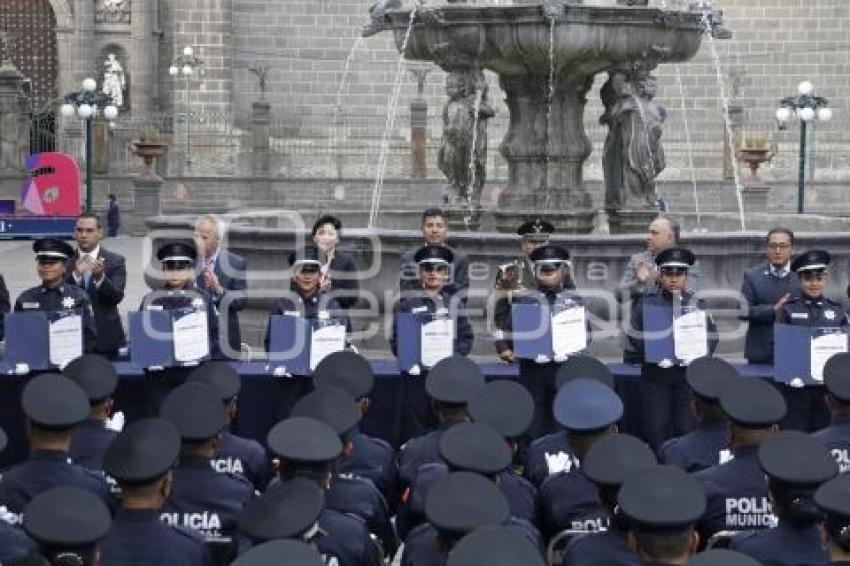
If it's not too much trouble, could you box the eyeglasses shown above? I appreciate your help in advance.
[767,243,792,250]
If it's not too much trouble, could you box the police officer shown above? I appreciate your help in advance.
[100,417,211,565]
[265,244,350,420]
[401,471,512,566]
[628,246,718,450]
[658,356,734,473]
[492,218,560,363]
[729,430,837,565]
[313,351,398,507]
[523,355,611,487]
[232,539,324,566]
[468,380,539,524]
[618,465,706,565]
[236,476,325,551]
[22,486,111,566]
[694,377,786,542]
[391,244,473,442]
[65,354,119,470]
[0,374,110,514]
[503,244,590,441]
[266,416,380,566]
[187,361,271,489]
[814,472,850,563]
[561,433,656,566]
[15,238,97,353]
[159,382,255,546]
[0,427,36,562]
[539,378,624,538]
[397,356,485,491]
[777,249,847,432]
[446,525,545,566]
[689,548,763,566]
[815,353,850,473]
[291,386,398,557]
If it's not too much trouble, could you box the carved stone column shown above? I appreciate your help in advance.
[131,0,158,114]
[251,100,271,205]
[546,75,593,208]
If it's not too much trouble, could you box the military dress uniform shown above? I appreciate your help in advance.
[160,382,255,548]
[539,379,624,538]
[265,416,381,566]
[100,417,211,565]
[658,357,733,473]
[815,353,850,473]
[15,238,97,353]
[628,247,718,450]
[560,434,655,566]
[694,378,787,542]
[0,374,110,515]
[187,361,272,489]
[64,354,119,471]
[729,430,836,565]
[775,250,847,432]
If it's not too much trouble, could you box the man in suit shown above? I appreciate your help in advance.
[740,227,800,364]
[66,212,126,358]
[194,213,247,359]
[399,208,470,294]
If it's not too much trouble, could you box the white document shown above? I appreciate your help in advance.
[811,331,848,382]
[173,311,210,363]
[551,307,587,358]
[420,318,454,368]
[310,323,346,371]
[673,310,708,364]
[49,313,83,367]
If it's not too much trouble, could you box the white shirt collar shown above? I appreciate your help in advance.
[80,245,100,259]
[769,261,790,277]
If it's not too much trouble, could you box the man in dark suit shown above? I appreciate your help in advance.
[66,212,127,358]
[740,227,800,364]
[399,208,470,293]
[194,214,247,359]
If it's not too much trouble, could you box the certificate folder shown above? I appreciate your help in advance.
[774,324,849,385]
[642,304,675,364]
[395,313,454,371]
[129,310,175,368]
[511,303,553,360]
[267,315,346,376]
[4,312,50,371]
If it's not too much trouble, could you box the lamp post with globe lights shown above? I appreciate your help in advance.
[168,46,205,171]
[775,81,832,214]
[60,77,119,213]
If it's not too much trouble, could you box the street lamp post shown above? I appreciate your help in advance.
[169,46,205,171]
[60,78,118,213]
[775,81,832,214]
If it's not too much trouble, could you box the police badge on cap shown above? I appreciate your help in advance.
[33,238,74,261]
[414,245,454,265]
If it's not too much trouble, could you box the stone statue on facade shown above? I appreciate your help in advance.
[601,69,666,210]
[362,0,401,37]
[437,69,494,210]
[102,53,125,108]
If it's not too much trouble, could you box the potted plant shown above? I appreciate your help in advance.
[738,136,774,182]
[130,126,168,177]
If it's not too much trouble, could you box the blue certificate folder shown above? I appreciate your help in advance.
[511,303,554,360]
[642,304,676,364]
[395,312,454,371]
[4,312,50,371]
[774,324,849,384]
[268,315,346,376]
[129,310,176,368]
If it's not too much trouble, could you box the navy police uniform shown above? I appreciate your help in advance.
[628,247,719,449]
[187,361,272,489]
[160,382,255,545]
[0,428,35,562]
[315,351,399,506]
[776,249,846,432]
[694,377,786,541]
[446,525,545,566]
[730,430,836,565]
[266,416,381,566]
[233,539,324,566]
[658,357,733,473]
[816,353,850,473]
[539,379,624,538]
[504,245,591,440]
[561,434,655,566]
[65,354,119,471]
[391,245,474,442]
[0,374,110,515]
[15,238,97,353]
[815,472,850,563]
[100,417,211,565]
[690,549,761,566]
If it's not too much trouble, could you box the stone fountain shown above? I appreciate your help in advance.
[368,0,731,233]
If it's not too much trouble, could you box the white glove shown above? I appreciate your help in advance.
[534,354,551,364]
[105,411,125,432]
[273,366,292,378]
[658,359,674,369]
[14,363,29,376]
[408,364,421,376]
[789,377,806,389]
[553,353,569,363]
[147,365,164,372]
[348,344,359,354]
[544,451,572,475]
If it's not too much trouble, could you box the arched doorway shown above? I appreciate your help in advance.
[0,0,58,153]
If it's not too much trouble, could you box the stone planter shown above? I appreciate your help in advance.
[738,148,773,182]
[130,141,168,179]
[129,141,168,235]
